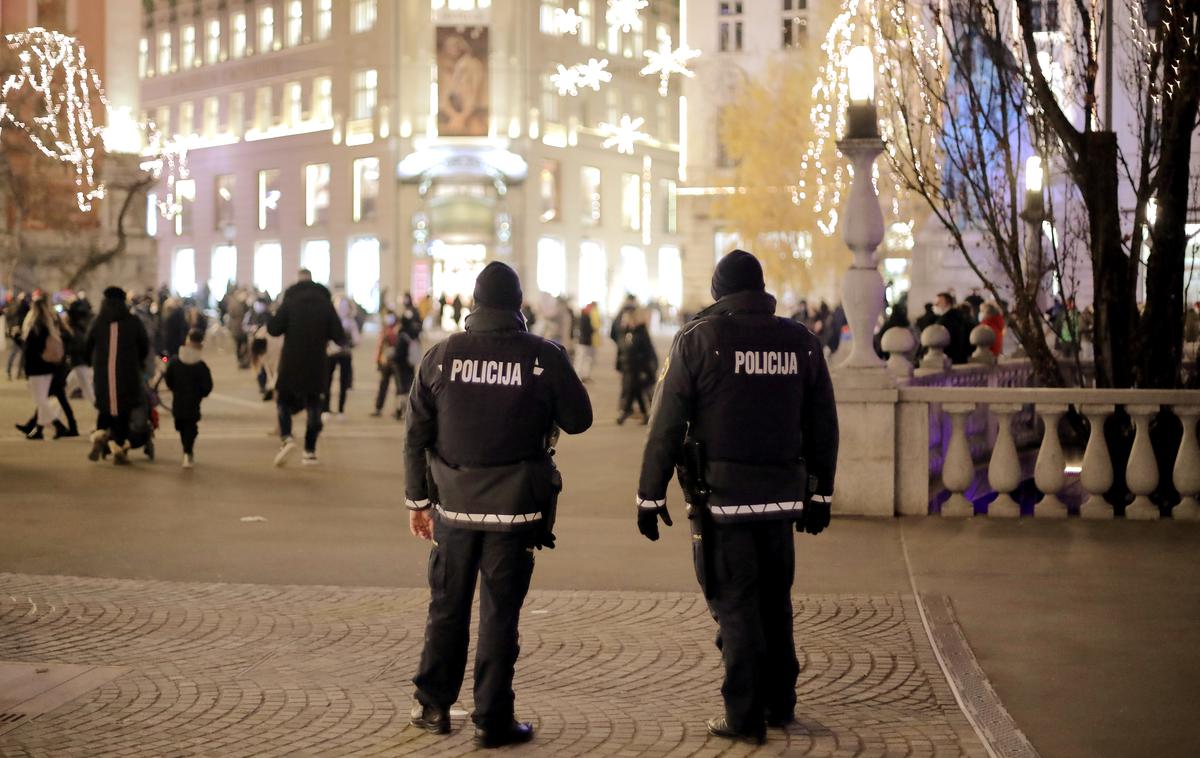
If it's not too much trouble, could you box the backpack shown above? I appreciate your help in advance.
[41,328,65,364]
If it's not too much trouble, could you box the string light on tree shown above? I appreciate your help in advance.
[606,0,648,33]
[640,44,701,96]
[599,114,649,154]
[0,27,106,211]
[551,8,583,35]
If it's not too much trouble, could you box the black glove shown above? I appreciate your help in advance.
[799,496,831,535]
[534,530,556,550]
[637,501,673,541]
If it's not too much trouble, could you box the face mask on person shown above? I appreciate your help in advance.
[933,305,948,316]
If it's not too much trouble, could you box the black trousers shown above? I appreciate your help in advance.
[324,353,353,413]
[277,393,323,452]
[175,419,198,455]
[413,519,536,729]
[692,518,799,733]
[619,370,648,416]
[374,361,413,411]
[49,366,77,433]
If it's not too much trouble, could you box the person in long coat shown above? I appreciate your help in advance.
[86,287,151,464]
[267,270,345,466]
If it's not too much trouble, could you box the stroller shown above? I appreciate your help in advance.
[92,378,161,462]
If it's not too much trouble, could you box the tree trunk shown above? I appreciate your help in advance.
[1080,132,1135,388]
[1136,31,1200,388]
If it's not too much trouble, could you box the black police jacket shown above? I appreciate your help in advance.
[637,290,839,523]
[404,306,593,531]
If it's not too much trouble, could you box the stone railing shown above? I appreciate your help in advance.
[895,387,1200,520]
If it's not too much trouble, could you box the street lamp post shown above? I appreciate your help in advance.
[836,46,886,372]
[1021,155,1048,311]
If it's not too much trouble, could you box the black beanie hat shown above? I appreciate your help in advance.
[103,286,127,301]
[473,261,523,310]
[711,249,765,300]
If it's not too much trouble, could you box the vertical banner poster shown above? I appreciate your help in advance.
[436,26,489,137]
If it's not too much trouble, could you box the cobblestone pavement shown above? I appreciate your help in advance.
[0,573,985,757]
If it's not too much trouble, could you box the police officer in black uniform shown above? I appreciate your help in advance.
[635,249,839,743]
[405,262,593,748]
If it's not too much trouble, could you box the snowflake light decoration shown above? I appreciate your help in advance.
[606,0,648,33]
[551,64,581,96]
[576,58,613,91]
[551,8,583,35]
[599,114,649,154]
[640,44,701,96]
[0,28,106,211]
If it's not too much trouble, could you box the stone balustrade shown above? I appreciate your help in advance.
[895,387,1200,519]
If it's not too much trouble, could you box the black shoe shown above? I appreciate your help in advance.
[474,721,534,749]
[766,710,795,728]
[409,701,450,735]
[616,412,629,425]
[15,417,35,435]
[25,425,44,440]
[369,409,382,417]
[705,716,765,744]
[262,389,274,402]
[53,421,79,439]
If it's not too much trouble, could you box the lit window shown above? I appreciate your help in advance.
[540,74,559,125]
[258,169,281,230]
[154,105,171,136]
[302,240,331,285]
[305,163,331,226]
[351,68,378,120]
[616,246,649,306]
[215,175,236,231]
[258,5,275,52]
[661,179,677,234]
[283,81,302,126]
[254,242,283,298]
[229,92,245,136]
[231,12,247,57]
[175,179,196,236]
[539,160,560,223]
[781,0,808,50]
[540,0,563,35]
[286,0,304,46]
[537,237,567,297]
[658,246,683,307]
[581,166,601,225]
[1030,0,1059,32]
[205,19,221,64]
[178,101,195,137]
[316,0,333,40]
[347,236,381,311]
[146,193,158,236]
[621,172,641,231]
[352,157,380,222]
[351,0,377,33]
[210,245,238,297]
[255,86,273,130]
[578,241,607,308]
[158,30,173,73]
[173,248,197,296]
[579,0,593,46]
[313,76,333,123]
[719,2,744,52]
[181,25,196,68]
[139,37,149,77]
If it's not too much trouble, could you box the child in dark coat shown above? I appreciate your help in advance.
[164,329,213,468]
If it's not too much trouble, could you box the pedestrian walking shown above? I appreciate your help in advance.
[268,269,345,467]
[635,249,839,744]
[573,302,600,382]
[65,293,96,405]
[324,296,360,419]
[163,329,213,468]
[86,287,151,465]
[615,307,657,425]
[16,294,70,440]
[372,309,415,419]
[405,261,592,748]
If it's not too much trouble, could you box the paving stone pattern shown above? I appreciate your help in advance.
[0,573,985,757]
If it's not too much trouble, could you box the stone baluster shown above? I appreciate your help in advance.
[915,325,950,377]
[1033,403,1069,518]
[940,402,977,517]
[1173,407,1200,520]
[881,326,916,381]
[986,403,1023,517]
[969,325,997,367]
[1079,404,1115,519]
[1125,404,1161,520]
